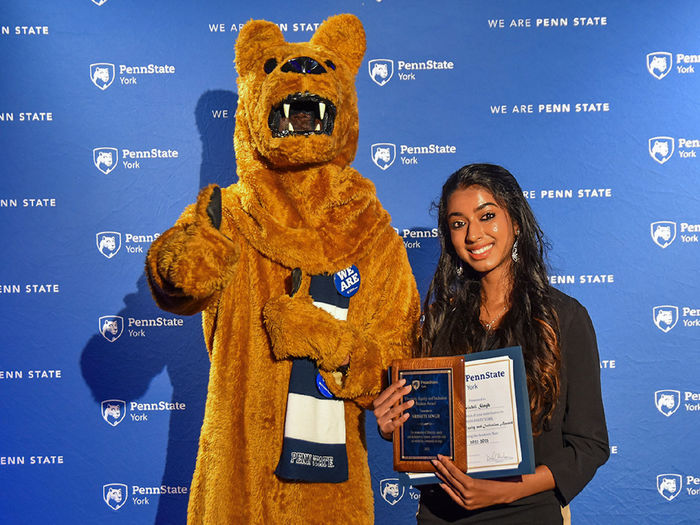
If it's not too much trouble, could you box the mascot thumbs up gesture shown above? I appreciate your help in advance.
[147,14,419,525]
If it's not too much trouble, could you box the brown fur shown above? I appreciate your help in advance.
[146,14,419,524]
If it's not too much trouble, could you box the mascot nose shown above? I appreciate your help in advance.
[280,56,327,75]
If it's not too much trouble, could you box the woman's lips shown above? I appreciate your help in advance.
[467,243,493,260]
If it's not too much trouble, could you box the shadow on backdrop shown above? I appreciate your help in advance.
[196,89,239,188]
[81,89,239,525]
[80,274,208,524]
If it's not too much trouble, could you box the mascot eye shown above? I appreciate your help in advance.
[264,58,277,74]
[325,60,336,70]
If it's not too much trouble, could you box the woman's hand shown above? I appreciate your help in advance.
[432,456,556,511]
[432,455,517,510]
[372,379,414,440]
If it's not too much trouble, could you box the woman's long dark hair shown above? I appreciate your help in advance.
[419,164,561,434]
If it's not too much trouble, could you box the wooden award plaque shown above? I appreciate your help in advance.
[391,356,467,473]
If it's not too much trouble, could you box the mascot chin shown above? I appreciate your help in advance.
[146,14,419,524]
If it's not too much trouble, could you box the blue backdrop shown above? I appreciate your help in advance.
[1,1,699,523]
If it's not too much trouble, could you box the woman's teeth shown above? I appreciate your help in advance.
[470,245,492,255]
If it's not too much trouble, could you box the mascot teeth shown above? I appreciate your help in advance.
[268,93,336,137]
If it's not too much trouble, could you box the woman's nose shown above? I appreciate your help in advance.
[466,222,481,243]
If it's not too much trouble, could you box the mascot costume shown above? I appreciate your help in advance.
[146,14,419,524]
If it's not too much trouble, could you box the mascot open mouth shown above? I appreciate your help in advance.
[268,93,336,137]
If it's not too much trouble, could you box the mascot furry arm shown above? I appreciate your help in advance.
[146,14,419,525]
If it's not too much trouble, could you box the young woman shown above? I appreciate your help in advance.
[373,164,609,524]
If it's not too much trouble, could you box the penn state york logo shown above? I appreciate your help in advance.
[90,63,115,90]
[99,315,124,342]
[368,59,394,86]
[103,483,128,510]
[649,137,674,164]
[371,143,396,170]
[657,474,682,501]
[653,306,678,333]
[379,478,405,505]
[655,390,681,417]
[647,52,673,80]
[96,231,122,258]
[650,221,677,249]
[93,147,118,175]
[101,399,127,426]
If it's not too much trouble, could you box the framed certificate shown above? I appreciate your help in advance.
[390,346,535,483]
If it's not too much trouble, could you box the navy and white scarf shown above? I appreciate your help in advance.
[275,273,350,483]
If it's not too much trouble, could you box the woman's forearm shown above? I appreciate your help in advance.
[507,465,556,503]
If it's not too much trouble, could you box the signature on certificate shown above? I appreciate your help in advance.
[485,451,515,464]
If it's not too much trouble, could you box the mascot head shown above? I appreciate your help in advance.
[234,14,366,170]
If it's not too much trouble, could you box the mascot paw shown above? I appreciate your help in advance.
[155,185,239,298]
[263,295,316,361]
[263,294,351,370]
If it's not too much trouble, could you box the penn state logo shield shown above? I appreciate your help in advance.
[92,0,110,5]
[411,379,421,391]
[650,221,677,249]
[96,231,122,258]
[649,137,674,164]
[657,474,682,501]
[103,483,128,510]
[371,143,396,170]
[652,306,678,333]
[101,399,127,426]
[93,147,118,175]
[379,478,405,505]
[655,390,681,417]
[368,59,394,86]
[647,52,673,80]
[99,315,124,342]
[90,63,115,90]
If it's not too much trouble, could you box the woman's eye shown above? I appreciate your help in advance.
[450,220,465,229]
[481,212,495,221]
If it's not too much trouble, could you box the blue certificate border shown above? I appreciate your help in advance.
[463,346,534,479]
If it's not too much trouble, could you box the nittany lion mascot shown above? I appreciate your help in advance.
[146,14,419,524]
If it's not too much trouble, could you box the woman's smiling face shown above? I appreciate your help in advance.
[446,185,518,277]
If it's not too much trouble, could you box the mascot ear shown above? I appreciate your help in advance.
[311,14,366,76]
[235,20,286,76]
